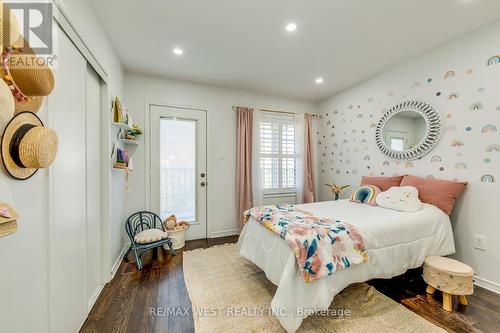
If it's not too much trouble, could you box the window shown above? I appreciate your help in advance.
[258,112,296,193]
[390,137,405,151]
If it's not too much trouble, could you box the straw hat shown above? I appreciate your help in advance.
[0,79,15,134]
[0,202,18,238]
[1,48,54,113]
[1,4,20,49]
[1,111,58,180]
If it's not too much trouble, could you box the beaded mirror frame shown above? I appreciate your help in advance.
[375,100,442,161]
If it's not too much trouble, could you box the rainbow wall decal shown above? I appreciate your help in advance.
[411,82,421,89]
[361,138,368,143]
[367,97,375,103]
[447,92,459,100]
[382,161,390,166]
[405,162,413,168]
[451,140,464,148]
[487,55,500,66]
[470,102,483,111]
[481,124,497,133]
[481,175,495,183]
[444,71,455,79]
[486,144,500,152]
[455,162,468,170]
[431,155,442,163]
[446,125,457,133]
[357,113,363,119]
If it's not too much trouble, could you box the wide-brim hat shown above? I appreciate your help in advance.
[0,202,18,238]
[1,4,20,49]
[5,52,55,96]
[0,78,15,134]
[1,111,58,180]
[14,95,43,114]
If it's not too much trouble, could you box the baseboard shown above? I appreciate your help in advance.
[87,282,105,312]
[474,275,500,294]
[209,228,239,238]
[108,242,130,282]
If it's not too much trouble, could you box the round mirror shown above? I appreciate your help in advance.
[376,100,442,160]
[383,111,426,151]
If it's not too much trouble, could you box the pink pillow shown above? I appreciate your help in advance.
[361,176,404,192]
[400,175,467,215]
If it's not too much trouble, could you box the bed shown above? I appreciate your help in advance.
[237,199,455,333]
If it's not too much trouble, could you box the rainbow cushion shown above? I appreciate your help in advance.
[350,185,381,206]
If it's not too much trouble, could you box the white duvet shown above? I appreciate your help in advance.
[237,200,455,333]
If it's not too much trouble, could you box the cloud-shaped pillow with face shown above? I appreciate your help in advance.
[375,186,423,212]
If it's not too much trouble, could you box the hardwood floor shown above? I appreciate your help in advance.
[80,236,500,333]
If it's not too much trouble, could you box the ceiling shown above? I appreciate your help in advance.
[90,0,500,101]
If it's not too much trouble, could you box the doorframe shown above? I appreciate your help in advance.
[144,101,209,237]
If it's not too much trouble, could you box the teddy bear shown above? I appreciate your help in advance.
[176,220,191,230]
[163,215,177,230]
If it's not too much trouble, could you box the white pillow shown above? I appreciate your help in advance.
[134,228,169,244]
[376,186,423,212]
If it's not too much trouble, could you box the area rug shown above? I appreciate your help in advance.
[183,243,445,333]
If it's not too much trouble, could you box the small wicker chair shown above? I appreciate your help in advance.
[124,211,176,270]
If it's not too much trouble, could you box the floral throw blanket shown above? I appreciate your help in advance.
[244,204,368,282]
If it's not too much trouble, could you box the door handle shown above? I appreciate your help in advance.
[200,182,206,187]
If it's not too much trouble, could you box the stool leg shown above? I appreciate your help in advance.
[458,295,468,306]
[443,292,453,312]
[426,285,436,295]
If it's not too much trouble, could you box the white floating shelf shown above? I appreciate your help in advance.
[119,138,139,145]
[112,122,132,130]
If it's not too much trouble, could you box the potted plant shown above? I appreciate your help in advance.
[125,124,143,141]
[325,183,350,200]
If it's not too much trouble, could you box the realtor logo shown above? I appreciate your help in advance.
[5,1,53,54]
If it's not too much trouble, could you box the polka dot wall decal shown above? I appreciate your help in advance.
[387,91,394,96]
[466,68,473,74]
[348,105,353,109]
[436,91,441,97]
[427,78,433,83]
[370,123,376,128]
[444,70,455,80]
[481,175,495,183]
[447,92,459,100]
[446,113,452,119]
[334,110,338,114]
[455,162,468,170]
[439,167,444,172]
[451,140,464,148]
[496,106,500,111]
[379,172,383,176]
[327,120,331,125]
[411,82,421,89]
[481,124,497,133]
[478,87,485,92]
[484,158,491,163]
[470,102,483,111]
[352,169,358,175]
[465,127,472,132]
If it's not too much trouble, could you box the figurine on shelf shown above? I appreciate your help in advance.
[325,182,350,200]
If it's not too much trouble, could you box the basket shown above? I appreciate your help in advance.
[164,227,188,250]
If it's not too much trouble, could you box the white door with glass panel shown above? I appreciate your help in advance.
[150,105,207,240]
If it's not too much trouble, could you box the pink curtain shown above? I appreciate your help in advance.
[303,113,315,203]
[236,107,254,231]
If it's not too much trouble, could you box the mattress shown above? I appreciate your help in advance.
[237,200,455,333]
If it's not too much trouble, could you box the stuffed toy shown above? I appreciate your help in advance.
[176,220,191,230]
[163,215,177,230]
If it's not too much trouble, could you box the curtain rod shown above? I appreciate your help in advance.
[233,106,318,117]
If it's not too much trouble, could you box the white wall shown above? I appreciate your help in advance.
[124,73,318,238]
[0,1,124,332]
[317,22,500,292]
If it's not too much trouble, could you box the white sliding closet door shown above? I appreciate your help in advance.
[48,25,91,333]
[85,66,102,311]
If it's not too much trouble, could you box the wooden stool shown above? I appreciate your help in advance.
[423,256,474,312]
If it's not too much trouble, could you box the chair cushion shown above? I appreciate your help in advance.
[134,228,169,244]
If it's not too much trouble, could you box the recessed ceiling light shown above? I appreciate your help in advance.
[285,23,297,32]
[315,77,324,84]
[173,48,183,55]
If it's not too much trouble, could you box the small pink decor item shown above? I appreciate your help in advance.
[400,175,467,215]
[361,175,404,191]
